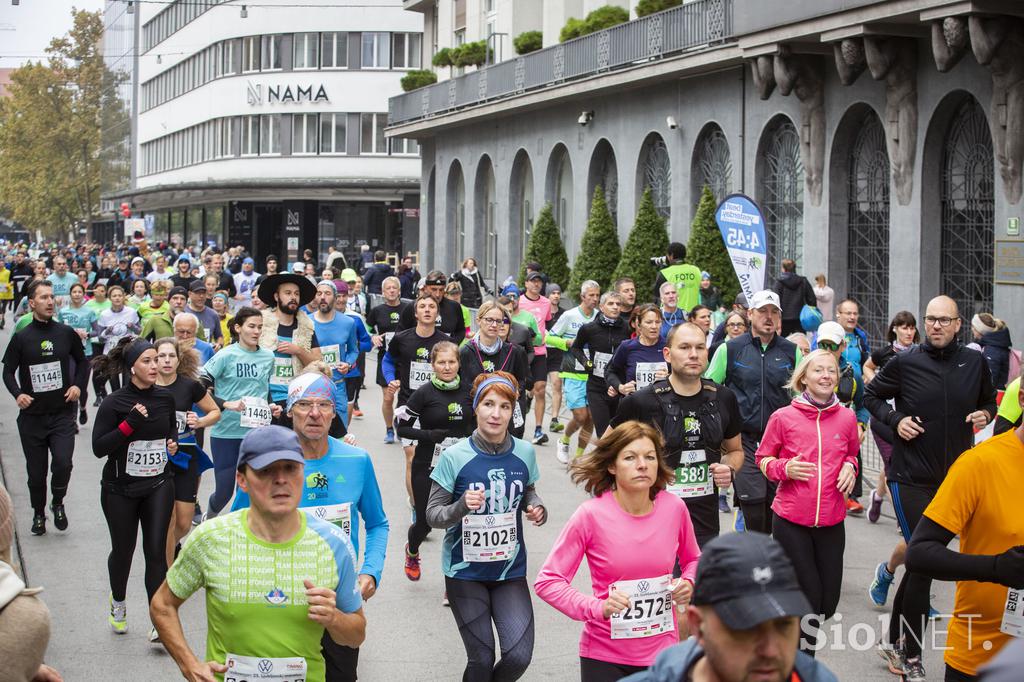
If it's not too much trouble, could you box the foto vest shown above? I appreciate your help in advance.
[660,263,702,311]
[724,333,797,435]
[259,309,315,377]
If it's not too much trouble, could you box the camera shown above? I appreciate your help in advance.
[650,255,669,268]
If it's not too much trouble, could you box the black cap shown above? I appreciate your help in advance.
[189,280,207,293]
[691,533,810,630]
[265,254,278,263]
[423,273,446,287]
[169,286,188,299]
[525,271,544,282]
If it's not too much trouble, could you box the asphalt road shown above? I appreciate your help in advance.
[0,330,954,681]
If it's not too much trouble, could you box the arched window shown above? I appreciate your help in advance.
[474,157,497,285]
[759,116,804,275]
[694,124,732,204]
[640,134,672,222]
[847,113,890,344]
[941,97,994,327]
[588,140,618,225]
[447,162,465,265]
[510,151,534,265]
[553,148,573,242]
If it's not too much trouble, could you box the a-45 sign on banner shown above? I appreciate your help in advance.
[714,194,768,303]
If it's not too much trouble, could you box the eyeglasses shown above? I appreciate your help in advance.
[818,341,840,351]
[291,400,335,414]
[924,316,956,327]
[480,317,510,326]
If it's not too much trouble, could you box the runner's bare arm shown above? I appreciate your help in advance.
[150,582,227,682]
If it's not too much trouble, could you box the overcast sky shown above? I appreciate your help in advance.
[0,0,106,68]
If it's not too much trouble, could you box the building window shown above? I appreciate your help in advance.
[321,32,348,69]
[640,134,672,224]
[759,116,804,274]
[320,113,347,154]
[391,137,419,156]
[695,124,732,204]
[221,40,236,76]
[259,114,281,154]
[242,36,260,73]
[293,33,319,70]
[261,35,283,71]
[360,113,388,155]
[361,32,390,69]
[392,33,422,69]
[941,97,995,337]
[215,118,234,158]
[241,115,259,156]
[292,113,319,155]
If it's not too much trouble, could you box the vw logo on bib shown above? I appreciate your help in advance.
[485,516,496,527]
[258,659,274,674]
[638,580,650,593]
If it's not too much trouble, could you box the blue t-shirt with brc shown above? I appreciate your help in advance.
[312,313,360,416]
[57,304,98,356]
[230,437,390,586]
[201,343,274,440]
[607,338,667,385]
[430,437,540,582]
[269,319,320,403]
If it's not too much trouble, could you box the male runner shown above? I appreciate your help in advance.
[518,272,552,445]
[398,270,466,344]
[257,271,322,418]
[366,276,408,443]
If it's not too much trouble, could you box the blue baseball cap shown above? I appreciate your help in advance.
[236,425,305,471]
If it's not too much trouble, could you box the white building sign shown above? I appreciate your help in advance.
[247,81,329,105]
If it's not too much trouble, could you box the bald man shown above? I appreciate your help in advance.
[865,295,997,679]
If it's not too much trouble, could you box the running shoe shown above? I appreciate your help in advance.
[846,497,865,516]
[902,656,925,681]
[718,494,730,513]
[149,627,161,644]
[876,642,905,675]
[733,509,745,532]
[192,503,203,527]
[549,418,564,433]
[384,428,395,444]
[532,429,549,446]
[556,438,570,464]
[30,513,45,536]
[867,489,883,523]
[51,503,68,531]
[93,396,102,407]
[441,591,449,607]
[79,408,88,426]
[109,595,127,634]
[404,544,421,581]
[869,562,894,608]
[353,409,364,418]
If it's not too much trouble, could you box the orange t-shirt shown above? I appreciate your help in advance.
[923,430,1024,675]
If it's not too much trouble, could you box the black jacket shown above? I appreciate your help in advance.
[449,270,491,308]
[979,327,1012,390]
[362,262,394,295]
[570,315,631,392]
[865,340,997,489]
[723,332,798,435]
[771,271,816,321]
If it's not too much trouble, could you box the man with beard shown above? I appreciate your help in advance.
[257,271,322,421]
[398,271,466,344]
[311,280,360,437]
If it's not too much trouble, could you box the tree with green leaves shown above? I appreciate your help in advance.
[612,189,670,304]
[0,9,107,238]
[520,203,571,294]
[569,186,620,295]
[513,31,543,55]
[636,0,682,17]
[687,185,739,307]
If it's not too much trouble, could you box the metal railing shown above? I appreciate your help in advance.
[388,0,735,126]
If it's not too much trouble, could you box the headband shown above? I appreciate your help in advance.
[286,372,337,412]
[124,338,154,369]
[472,376,516,411]
[971,314,997,335]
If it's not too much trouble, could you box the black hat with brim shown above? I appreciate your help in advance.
[706,587,811,630]
[257,273,316,308]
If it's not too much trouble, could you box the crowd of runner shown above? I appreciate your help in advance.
[0,237,1021,682]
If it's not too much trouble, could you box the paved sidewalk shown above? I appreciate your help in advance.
[0,330,954,680]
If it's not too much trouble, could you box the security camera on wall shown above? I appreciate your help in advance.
[578,111,594,126]
[666,116,679,130]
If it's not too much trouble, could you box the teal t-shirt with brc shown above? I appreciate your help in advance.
[57,304,98,356]
[201,343,274,440]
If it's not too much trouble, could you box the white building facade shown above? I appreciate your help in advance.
[117,0,423,266]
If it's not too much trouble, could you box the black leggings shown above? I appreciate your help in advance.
[586,389,618,439]
[579,657,645,681]
[772,516,845,655]
[888,482,936,659]
[445,576,534,682]
[100,478,174,602]
[408,457,432,554]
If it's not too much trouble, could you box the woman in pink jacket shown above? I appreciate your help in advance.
[756,349,859,656]
[535,420,701,681]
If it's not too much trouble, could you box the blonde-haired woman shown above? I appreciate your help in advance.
[536,420,700,680]
[756,349,859,656]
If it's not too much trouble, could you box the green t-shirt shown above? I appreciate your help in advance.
[166,510,363,682]
[85,299,112,342]
[660,263,702,312]
[200,343,274,439]
[997,377,1022,426]
[14,313,32,333]
[512,310,542,347]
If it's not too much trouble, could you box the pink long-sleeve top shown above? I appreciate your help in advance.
[534,489,701,667]
[756,396,860,528]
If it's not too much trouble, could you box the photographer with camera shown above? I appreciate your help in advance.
[652,243,701,313]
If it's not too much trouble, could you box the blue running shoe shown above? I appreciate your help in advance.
[929,605,941,620]
[384,428,395,444]
[718,494,730,513]
[869,562,894,608]
[733,508,745,532]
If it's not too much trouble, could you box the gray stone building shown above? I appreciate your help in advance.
[387,0,1024,345]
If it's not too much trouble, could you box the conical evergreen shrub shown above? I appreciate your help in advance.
[519,202,571,295]
[569,185,621,295]
[611,188,670,304]
[686,185,740,305]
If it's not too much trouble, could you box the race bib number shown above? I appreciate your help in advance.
[126,439,167,478]
[175,411,188,435]
[431,437,459,469]
[307,502,352,536]
[0,283,8,293]
[321,344,340,366]
[513,402,525,428]
[383,331,395,350]
[409,361,432,390]
[462,512,517,562]
[635,362,667,389]
[667,450,713,499]
[592,352,612,379]
[1002,588,1024,637]
[240,397,272,428]
[610,575,675,639]
[29,361,62,393]
[224,653,307,682]
[270,357,295,386]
